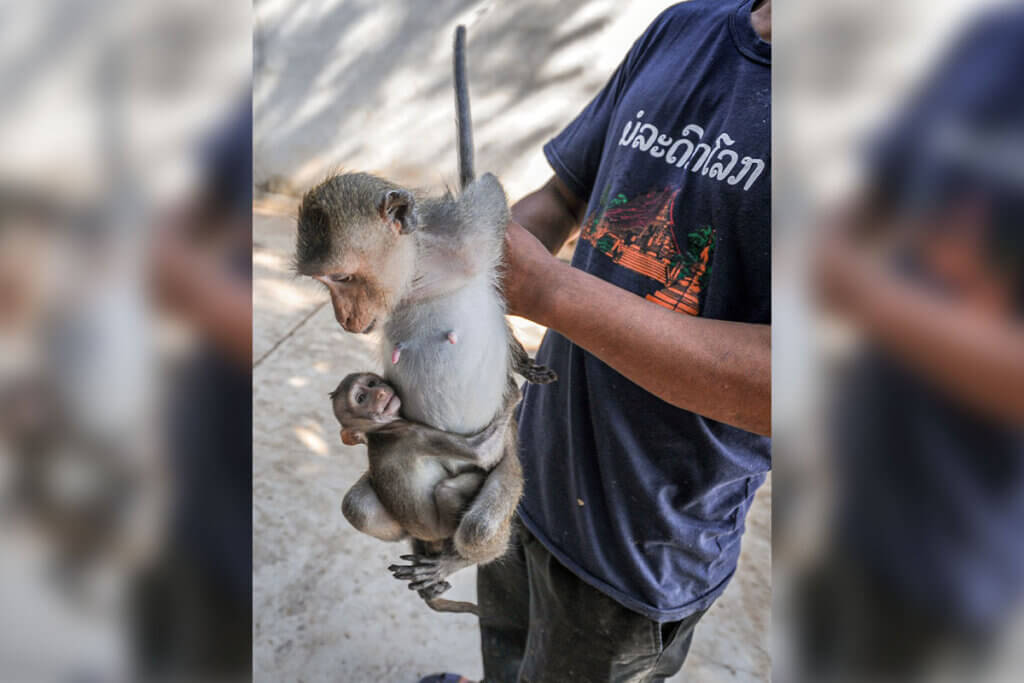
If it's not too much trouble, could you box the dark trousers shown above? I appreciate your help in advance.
[478,519,705,683]
[795,544,991,681]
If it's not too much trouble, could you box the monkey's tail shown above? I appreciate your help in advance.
[453,25,475,190]
[427,596,480,616]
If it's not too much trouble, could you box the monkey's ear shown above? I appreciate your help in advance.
[340,428,366,446]
[379,189,419,234]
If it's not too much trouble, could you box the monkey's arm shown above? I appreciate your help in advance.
[506,179,770,436]
[385,399,514,469]
[341,473,407,542]
[434,173,510,274]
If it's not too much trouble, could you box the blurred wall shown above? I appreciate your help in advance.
[254,0,669,201]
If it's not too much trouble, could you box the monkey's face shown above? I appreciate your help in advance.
[314,270,396,334]
[332,372,402,427]
[295,173,419,334]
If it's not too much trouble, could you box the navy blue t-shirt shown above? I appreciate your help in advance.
[837,7,1024,629]
[517,0,771,622]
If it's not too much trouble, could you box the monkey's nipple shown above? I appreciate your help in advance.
[391,344,404,364]
[446,330,458,345]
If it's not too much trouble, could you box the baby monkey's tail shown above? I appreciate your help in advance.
[427,596,479,616]
[454,25,475,191]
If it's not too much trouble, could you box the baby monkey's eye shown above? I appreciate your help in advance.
[367,379,377,387]
[356,392,367,404]
[330,274,353,284]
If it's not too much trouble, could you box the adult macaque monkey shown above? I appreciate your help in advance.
[295,26,551,601]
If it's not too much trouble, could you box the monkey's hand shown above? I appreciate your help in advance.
[388,552,469,598]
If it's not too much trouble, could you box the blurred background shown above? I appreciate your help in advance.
[0,0,251,681]
[774,0,1024,680]
[253,1,768,682]
[18,0,1024,680]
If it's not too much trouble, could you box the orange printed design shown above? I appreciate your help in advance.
[580,187,714,316]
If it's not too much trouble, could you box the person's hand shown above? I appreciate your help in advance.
[502,220,563,320]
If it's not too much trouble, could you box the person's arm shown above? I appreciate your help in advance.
[816,197,1024,424]
[504,176,771,436]
[151,205,252,370]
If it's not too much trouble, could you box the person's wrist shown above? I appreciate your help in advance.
[522,258,567,327]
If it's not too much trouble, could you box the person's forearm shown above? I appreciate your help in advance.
[152,212,252,370]
[825,247,1024,424]
[505,176,770,434]
[531,259,771,435]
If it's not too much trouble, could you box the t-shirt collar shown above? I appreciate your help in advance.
[729,0,771,65]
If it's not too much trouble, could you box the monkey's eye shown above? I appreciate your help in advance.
[367,379,377,387]
[355,392,367,405]
[330,274,353,284]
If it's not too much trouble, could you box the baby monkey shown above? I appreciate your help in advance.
[332,371,518,613]
[332,372,513,541]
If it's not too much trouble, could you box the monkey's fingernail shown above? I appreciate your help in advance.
[399,555,418,561]
[447,331,458,344]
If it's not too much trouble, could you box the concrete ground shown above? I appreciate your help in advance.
[252,200,770,682]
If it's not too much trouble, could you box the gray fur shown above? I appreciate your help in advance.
[297,26,556,610]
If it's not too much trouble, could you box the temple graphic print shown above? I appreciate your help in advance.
[580,186,715,316]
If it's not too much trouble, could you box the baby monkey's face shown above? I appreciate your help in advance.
[332,372,402,425]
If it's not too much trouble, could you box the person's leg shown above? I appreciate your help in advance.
[516,524,706,683]
[648,608,707,680]
[478,519,531,683]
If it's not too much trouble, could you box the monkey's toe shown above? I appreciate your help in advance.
[409,575,445,591]
[389,553,447,588]
[389,564,441,580]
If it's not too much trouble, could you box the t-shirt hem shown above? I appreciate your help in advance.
[518,507,732,623]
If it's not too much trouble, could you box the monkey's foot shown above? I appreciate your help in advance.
[522,361,557,384]
[388,553,467,596]
[417,583,452,601]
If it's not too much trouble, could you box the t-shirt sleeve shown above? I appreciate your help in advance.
[865,13,1003,213]
[202,93,253,214]
[542,11,672,203]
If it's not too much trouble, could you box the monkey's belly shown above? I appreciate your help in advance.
[382,282,509,434]
[374,457,457,542]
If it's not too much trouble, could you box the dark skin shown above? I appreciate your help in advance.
[151,199,252,370]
